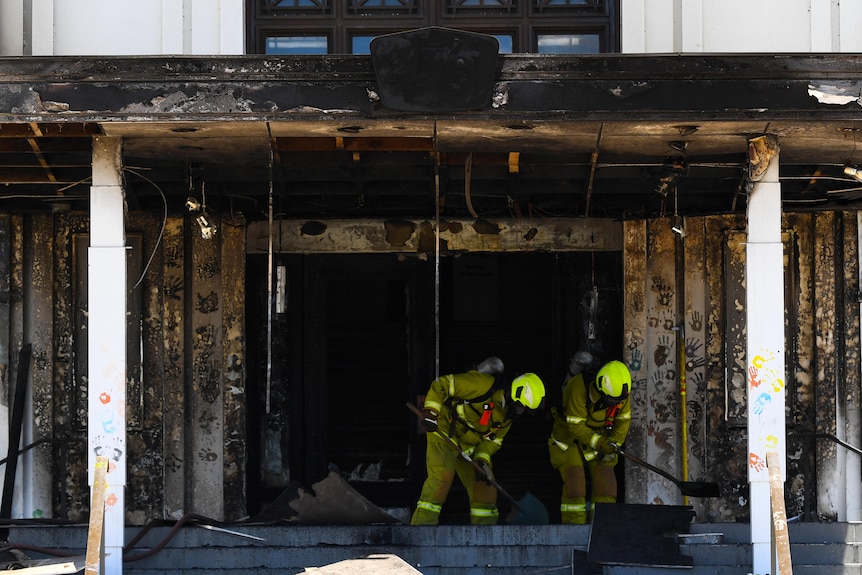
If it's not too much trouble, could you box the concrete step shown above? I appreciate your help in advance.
[604,565,862,575]
[7,524,589,575]
[604,567,751,575]
[7,522,862,574]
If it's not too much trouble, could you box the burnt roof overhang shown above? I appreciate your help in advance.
[0,53,860,219]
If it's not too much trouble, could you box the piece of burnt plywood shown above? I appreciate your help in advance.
[588,503,694,567]
[253,471,402,525]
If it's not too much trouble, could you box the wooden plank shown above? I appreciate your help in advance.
[84,455,109,575]
[276,137,433,152]
[767,451,794,575]
[1,558,85,575]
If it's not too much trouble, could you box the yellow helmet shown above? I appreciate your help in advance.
[510,373,545,410]
[595,360,632,403]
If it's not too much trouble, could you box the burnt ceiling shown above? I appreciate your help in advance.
[1,54,861,220]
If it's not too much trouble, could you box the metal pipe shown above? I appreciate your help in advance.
[265,123,274,414]
[434,122,440,380]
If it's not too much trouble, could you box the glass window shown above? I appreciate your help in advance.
[494,35,513,54]
[266,36,329,54]
[260,0,331,15]
[352,35,375,54]
[447,0,517,14]
[348,0,419,15]
[537,32,599,53]
[533,0,603,12]
[541,0,597,5]
[251,0,619,54]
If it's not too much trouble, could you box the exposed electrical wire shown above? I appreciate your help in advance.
[124,168,167,291]
[464,152,478,218]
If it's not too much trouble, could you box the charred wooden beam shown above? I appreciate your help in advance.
[246,217,622,254]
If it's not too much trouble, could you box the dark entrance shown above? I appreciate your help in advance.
[246,250,623,523]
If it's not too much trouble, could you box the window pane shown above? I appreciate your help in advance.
[534,0,602,8]
[542,0,596,5]
[266,36,329,54]
[537,33,599,53]
[348,0,419,15]
[448,0,517,13]
[260,0,331,15]
[352,36,375,54]
[494,35,513,54]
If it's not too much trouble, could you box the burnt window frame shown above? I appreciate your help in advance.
[247,0,620,54]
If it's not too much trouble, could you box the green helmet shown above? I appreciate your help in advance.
[595,360,632,403]
[510,373,545,410]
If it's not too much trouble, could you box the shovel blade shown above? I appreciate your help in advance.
[679,481,721,498]
[504,492,549,525]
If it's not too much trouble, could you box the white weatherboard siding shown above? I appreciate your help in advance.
[1,0,243,56]
[622,0,862,53]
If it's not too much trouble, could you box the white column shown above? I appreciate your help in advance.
[745,137,786,575]
[89,136,126,575]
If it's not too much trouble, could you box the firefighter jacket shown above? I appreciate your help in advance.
[422,369,512,465]
[551,372,632,461]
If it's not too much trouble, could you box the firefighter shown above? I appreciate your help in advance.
[548,352,632,524]
[411,357,546,525]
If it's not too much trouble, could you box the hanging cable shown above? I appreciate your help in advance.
[464,152,478,219]
[124,168,167,291]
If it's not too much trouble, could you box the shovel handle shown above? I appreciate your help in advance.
[406,402,522,509]
[615,445,679,485]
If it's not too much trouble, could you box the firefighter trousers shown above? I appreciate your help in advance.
[411,431,498,525]
[549,441,618,524]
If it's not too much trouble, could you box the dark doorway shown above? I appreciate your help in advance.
[246,250,623,522]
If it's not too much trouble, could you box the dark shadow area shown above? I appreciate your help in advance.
[246,251,624,522]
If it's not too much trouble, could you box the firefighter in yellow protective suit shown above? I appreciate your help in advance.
[549,353,632,524]
[411,357,546,525]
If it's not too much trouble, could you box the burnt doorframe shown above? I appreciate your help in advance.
[246,250,624,518]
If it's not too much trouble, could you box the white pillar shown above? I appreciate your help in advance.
[89,136,126,575]
[745,136,786,575]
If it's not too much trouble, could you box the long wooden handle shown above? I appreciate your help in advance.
[767,451,793,575]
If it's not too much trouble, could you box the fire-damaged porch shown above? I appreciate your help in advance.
[0,43,861,572]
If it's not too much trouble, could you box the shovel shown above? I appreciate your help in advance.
[615,445,721,498]
[406,402,549,524]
